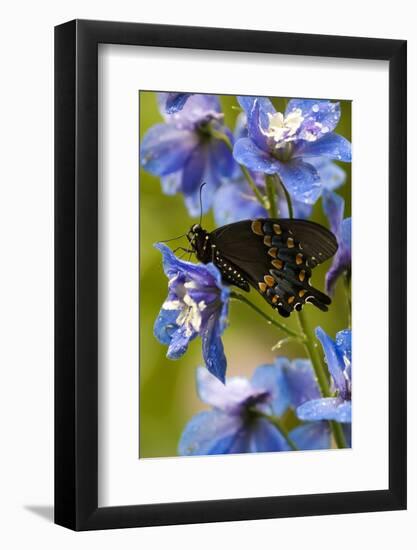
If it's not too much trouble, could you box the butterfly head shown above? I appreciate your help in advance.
[187,223,210,262]
[187,223,203,242]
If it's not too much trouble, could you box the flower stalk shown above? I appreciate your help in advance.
[267,176,347,449]
[230,290,304,341]
[274,174,294,219]
[265,175,278,217]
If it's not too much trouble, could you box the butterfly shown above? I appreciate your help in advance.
[185,218,338,318]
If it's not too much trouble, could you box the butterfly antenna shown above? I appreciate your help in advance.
[198,182,207,226]
[159,233,186,243]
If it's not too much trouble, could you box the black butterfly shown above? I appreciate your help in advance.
[185,218,338,318]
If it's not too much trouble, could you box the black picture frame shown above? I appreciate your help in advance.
[55,19,407,531]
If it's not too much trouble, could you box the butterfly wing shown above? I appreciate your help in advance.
[211,218,337,317]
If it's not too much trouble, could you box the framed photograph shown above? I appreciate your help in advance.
[55,19,407,530]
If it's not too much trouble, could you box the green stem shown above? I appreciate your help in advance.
[240,165,267,207]
[274,174,293,218]
[254,410,298,451]
[274,176,347,449]
[265,175,278,217]
[209,127,267,209]
[230,291,304,341]
[297,311,329,394]
[297,298,347,449]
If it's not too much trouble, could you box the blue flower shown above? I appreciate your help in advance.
[154,243,230,383]
[141,94,235,216]
[179,359,332,456]
[322,190,352,294]
[179,365,293,455]
[213,112,337,224]
[163,92,194,114]
[233,97,351,206]
[297,327,352,425]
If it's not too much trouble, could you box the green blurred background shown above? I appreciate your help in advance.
[139,92,351,458]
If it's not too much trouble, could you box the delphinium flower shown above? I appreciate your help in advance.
[153,243,230,383]
[179,365,293,455]
[233,96,351,208]
[179,359,332,456]
[297,327,352,445]
[213,105,347,225]
[140,94,235,216]
[163,92,194,114]
[322,189,352,295]
[213,113,316,225]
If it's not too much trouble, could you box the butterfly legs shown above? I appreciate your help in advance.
[173,246,195,260]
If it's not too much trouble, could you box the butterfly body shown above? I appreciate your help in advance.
[187,219,337,318]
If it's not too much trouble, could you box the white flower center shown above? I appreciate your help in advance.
[263,108,304,148]
[163,285,207,337]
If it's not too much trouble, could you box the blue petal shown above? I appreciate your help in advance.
[178,410,242,455]
[286,99,341,135]
[279,197,313,220]
[159,93,221,126]
[179,94,222,127]
[341,217,352,253]
[165,93,193,114]
[275,159,321,204]
[297,398,351,423]
[248,418,292,452]
[233,138,281,174]
[184,163,222,217]
[276,358,321,409]
[290,422,331,450]
[343,424,352,447]
[246,100,270,151]
[251,363,290,417]
[182,94,221,117]
[293,201,313,219]
[154,242,192,278]
[336,329,352,365]
[153,307,179,345]
[160,171,182,195]
[322,189,344,236]
[154,242,218,286]
[209,132,235,177]
[336,329,352,386]
[307,157,346,191]
[322,192,351,294]
[166,326,194,359]
[234,112,248,141]
[226,427,253,454]
[237,96,275,133]
[213,180,267,226]
[325,217,351,294]
[196,367,254,413]
[316,327,347,396]
[140,123,198,175]
[181,145,207,195]
[293,133,351,162]
[201,314,227,383]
